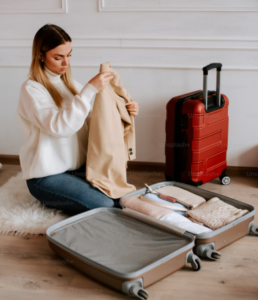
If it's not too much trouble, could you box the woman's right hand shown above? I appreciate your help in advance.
[88,72,114,92]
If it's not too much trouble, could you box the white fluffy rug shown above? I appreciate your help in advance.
[0,171,69,236]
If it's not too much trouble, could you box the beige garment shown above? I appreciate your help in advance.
[121,196,173,219]
[186,197,249,230]
[154,185,206,209]
[86,62,136,198]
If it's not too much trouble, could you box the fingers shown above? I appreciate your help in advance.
[125,101,139,116]
[128,111,138,116]
[126,105,138,111]
[125,102,138,109]
[100,73,114,86]
[105,75,114,82]
[101,72,113,79]
[127,109,138,113]
[102,71,112,76]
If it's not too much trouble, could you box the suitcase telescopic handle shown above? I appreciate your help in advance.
[203,63,222,75]
[202,63,222,110]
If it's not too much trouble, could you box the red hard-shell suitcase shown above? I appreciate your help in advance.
[165,63,230,186]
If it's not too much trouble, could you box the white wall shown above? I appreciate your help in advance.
[0,0,258,167]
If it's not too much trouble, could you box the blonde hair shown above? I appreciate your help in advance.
[29,23,79,109]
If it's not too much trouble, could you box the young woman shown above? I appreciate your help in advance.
[16,24,139,216]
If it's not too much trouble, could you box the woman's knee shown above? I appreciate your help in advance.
[26,175,116,212]
[26,177,87,213]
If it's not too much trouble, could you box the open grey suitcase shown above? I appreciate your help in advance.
[46,207,201,300]
[120,181,258,261]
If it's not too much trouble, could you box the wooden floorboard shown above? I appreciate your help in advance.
[0,165,257,299]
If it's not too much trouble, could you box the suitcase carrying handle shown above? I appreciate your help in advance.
[202,63,222,75]
[202,63,223,110]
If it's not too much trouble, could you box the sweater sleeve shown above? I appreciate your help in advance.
[23,82,98,138]
[74,80,96,129]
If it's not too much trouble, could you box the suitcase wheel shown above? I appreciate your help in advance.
[220,175,230,185]
[249,222,258,236]
[195,243,221,261]
[204,249,221,261]
[186,250,202,271]
[192,258,202,271]
[129,286,149,300]
[123,279,149,300]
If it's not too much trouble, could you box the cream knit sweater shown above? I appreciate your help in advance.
[16,66,99,180]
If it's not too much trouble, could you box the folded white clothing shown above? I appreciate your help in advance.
[160,213,212,235]
[144,193,187,216]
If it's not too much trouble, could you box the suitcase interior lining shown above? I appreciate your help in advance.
[119,182,254,238]
[51,210,190,273]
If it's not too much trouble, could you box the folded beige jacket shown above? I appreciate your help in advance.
[86,62,136,198]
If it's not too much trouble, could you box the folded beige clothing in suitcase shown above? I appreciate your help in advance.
[186,197,249,230]
[120,195,173,219]
[120,195,212,235]
[153,185,206,209]
[120,181,258,262]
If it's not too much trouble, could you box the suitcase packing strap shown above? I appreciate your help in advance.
[144,183,178,203]
[143,183,195,209]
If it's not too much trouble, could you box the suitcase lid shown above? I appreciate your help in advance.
[46,207,195,278]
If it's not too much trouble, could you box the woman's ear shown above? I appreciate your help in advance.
[39,52,44,62]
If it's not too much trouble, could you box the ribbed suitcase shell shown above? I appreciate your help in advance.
[165,90,229,185]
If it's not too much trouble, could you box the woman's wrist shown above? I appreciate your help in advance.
[87,83,99,93]
[79,83,99,102]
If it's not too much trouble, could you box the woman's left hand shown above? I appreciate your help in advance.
[125,101,139,116]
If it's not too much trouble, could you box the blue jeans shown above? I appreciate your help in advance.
[26,164,121,216]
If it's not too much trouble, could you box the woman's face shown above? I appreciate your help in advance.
[42,41,72,75]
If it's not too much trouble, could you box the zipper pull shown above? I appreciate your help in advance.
[158,192,177,203]
[185,203,193,210]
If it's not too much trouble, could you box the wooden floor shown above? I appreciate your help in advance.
[0,165,257,300]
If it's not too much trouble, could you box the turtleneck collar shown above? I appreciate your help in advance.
[44,65,62,84]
